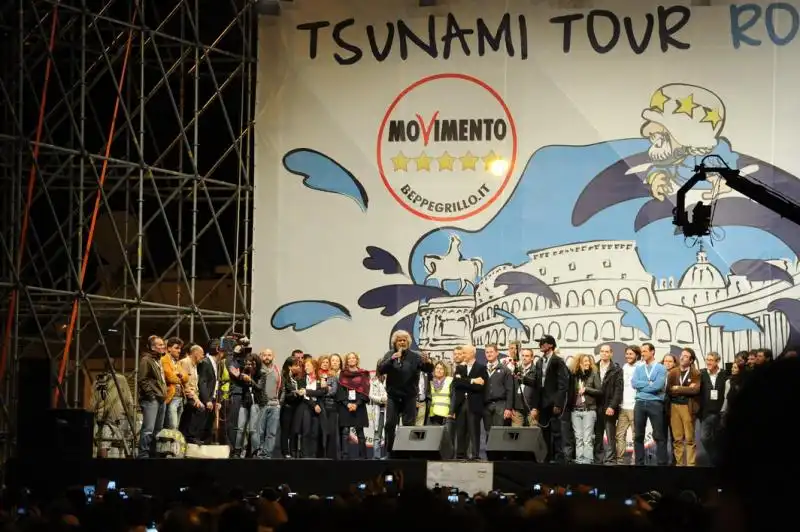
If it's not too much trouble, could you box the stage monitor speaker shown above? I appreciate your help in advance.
[486,426,547,462]
[392,425,453,460]
[45,409,94,460]
[16,358,53,458]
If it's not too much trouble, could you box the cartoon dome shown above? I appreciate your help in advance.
[677,245,727,289]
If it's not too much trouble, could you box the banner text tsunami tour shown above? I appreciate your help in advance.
[388,117,508,144]
[400,183,491,214]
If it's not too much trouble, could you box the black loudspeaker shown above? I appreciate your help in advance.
[486,426,547,462]
[45,409,94,460]
[392,425,453,460]
[16,358,53,458]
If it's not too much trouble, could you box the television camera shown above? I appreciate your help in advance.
[220,333,252,361]
[673,158,800,242]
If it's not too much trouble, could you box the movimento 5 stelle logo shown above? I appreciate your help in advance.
[377,73,518,222]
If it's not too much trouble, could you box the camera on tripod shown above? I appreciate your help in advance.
[220,333,252,361]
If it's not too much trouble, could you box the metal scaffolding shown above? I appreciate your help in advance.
[0,0,256,457]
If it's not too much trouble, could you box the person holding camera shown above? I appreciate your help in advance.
[377,330,433,455]
[226,340,255,458]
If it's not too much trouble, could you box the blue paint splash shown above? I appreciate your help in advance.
[768,298,800,348]
[495,271,560,305]
[283,148,368,212]
[494,308,530,341]
[358,284,448,317]
[730,259,794,285]
[616,300,653,338]
[271,300,351,332]
[363,246,404,276]
[707,311,763,333]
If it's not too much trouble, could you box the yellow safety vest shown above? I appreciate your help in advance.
[220,365,230,400]
[430,377,453,418]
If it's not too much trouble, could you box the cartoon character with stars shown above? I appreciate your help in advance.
[573,83,800,240]
[638,84,727,200]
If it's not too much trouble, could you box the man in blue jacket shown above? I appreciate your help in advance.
[630,342,668,466]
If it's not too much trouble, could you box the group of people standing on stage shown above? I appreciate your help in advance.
[130,335,380,459]
[95,329,791,463]
[378,331,789,466]
[279,350,373,459]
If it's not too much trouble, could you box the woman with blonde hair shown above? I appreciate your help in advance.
[568,353,603,464]
[338,352,370,459]
[428,361,453,425]
[329,353,343,376]
[293,358,327,458]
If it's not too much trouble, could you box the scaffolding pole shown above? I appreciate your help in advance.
[0,0,257,459]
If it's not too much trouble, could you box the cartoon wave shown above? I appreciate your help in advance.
[768,298,800,348]
[283,148,368,212]
[707,311,763,333]
[271,300,351,332]
[616,300,652,338]
[358,284,448,317]
[408,139,793,286]
[363,246,405,276]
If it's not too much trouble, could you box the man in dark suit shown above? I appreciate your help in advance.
[483,343,514,437]
[511,348,537,426]
[181,343,223,444]
[378,330,434,454]
[452,344,488,460]
[594,344,624,464]
[523,335,570,463]
[698,351,726,465]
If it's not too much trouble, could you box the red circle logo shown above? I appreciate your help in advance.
[377,73,517,222]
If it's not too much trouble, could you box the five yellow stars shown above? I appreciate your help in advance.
[388,151,505,172]
[393,91,720,175]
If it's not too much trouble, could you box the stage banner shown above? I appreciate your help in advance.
[252,0,800,374]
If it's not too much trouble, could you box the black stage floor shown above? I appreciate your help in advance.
[6,458,719,499]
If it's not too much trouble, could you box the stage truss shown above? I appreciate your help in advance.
[0,0,258,457]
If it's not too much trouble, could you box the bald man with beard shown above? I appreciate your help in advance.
[250,348,281,458]
[179,345,212,444]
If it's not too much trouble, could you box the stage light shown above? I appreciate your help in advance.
[489,158,509,176]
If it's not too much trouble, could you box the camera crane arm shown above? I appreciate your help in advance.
[674,163,800,235]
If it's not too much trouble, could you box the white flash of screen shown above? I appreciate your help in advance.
[489,158,509,176]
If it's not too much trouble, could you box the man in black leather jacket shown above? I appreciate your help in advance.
[377,330,433,455]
